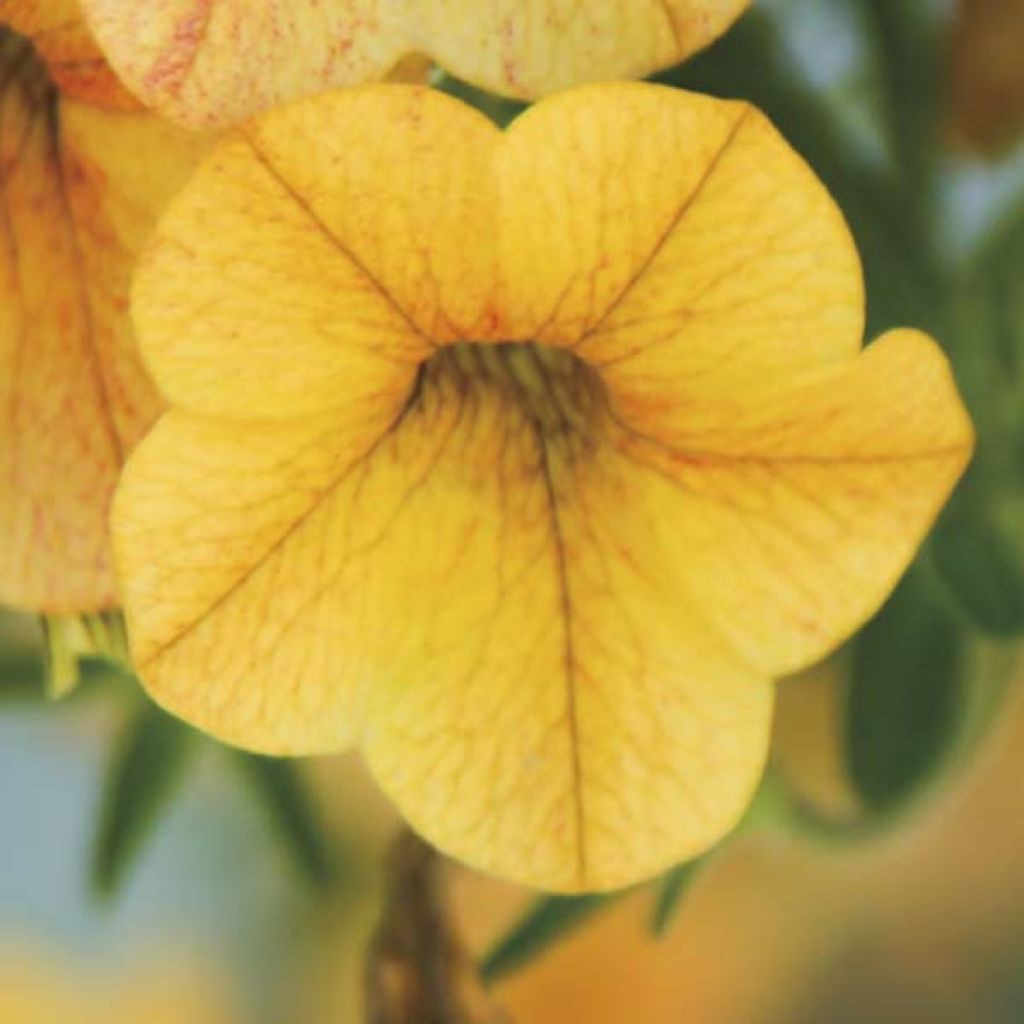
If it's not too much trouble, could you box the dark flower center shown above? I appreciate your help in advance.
[413,341,609,449]
[0,25,55,111]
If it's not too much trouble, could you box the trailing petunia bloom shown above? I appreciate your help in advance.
[78,0,751,128]
[114,84,973,892]
[0,1,208,637]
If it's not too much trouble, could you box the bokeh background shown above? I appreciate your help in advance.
[3,0,1024,1020]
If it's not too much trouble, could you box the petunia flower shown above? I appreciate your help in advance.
[114,84,973,891]
[78,0,751,128]
[0,2,208,640]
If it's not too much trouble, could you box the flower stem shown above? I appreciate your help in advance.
[364,827,506,1024]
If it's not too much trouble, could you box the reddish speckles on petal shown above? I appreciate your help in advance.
[79,0,753,127]
[0,17,208,613]
[142,0,214,96]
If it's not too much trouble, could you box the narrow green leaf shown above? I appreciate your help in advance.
[231,753,338,888]
[92,699,195,898]
[846,568,967,813]
[650,858,703,937]
[480,893,617,985]
[934,202,1024,634]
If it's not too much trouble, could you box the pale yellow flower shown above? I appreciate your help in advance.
[79,0,751,127]
[0,0,208,615]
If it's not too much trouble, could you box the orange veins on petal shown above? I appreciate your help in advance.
[114,85,973,890]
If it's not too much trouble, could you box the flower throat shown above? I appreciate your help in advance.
[411,341,609,445]
[0,25,55,108]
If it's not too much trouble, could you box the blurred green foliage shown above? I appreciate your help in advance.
[92,699,197,898]
[846,568,966,814]
[649,857,705,937]
[231,751,344,889]
[480,892,615,984]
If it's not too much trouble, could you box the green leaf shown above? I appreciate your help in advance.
[934,201,1024,634]
[855,0,943,195]
[231,753,339,888]
[650,858,703,937]
[92,699,196,898]
[845,568,967,813]
[479,893,618,985]
[933,483,1024,636]
[945,202,1024,438]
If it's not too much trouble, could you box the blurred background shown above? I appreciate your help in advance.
[2,0,1024,1020]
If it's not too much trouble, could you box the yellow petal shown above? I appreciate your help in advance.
[498,85,864,390]
[608,329,974,677]
[133,87,496,420]
[116,345,773,890]
[0,31,208,612]
[403,0,750,100]
[113,403,407,752]
[115,85,972,890]
[79,0,750,128]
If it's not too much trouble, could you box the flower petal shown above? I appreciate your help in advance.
[115,349,772,890]
[608,329,974,676]
[113,403,406,751]
[133,87,497,420]
[498,84,864,387]
[79,0,749,128]
[404,0,750,101]
[0,33,208,612]
[357,378,773,891]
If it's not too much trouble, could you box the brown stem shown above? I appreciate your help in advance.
[364,828,507,1024]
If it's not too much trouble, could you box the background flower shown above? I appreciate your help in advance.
[78,0,750,127]
[0,0,209,616]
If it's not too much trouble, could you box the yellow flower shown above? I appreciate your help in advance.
[114,84,973,891]
[0,0,209,616]
[78,0,751,128]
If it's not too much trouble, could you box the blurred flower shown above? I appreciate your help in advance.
[113,83,971,892]
[948,0,1024,155]
[78,0,751,128]
[0,0,209,619]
